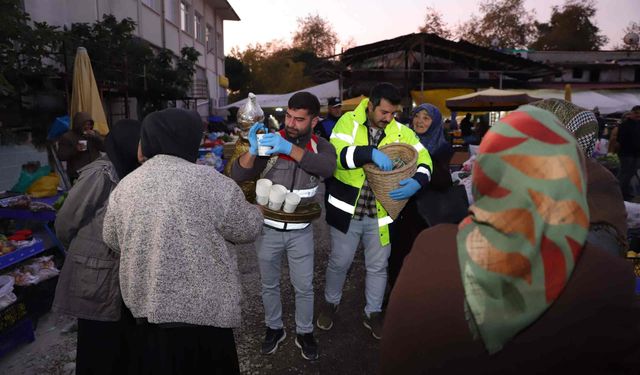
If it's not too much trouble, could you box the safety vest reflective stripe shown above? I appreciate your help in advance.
[345,146,357,169]
[416,166,431,179]
[327,194,356,215]
[413,142,426,153]
[378,216,393,227]
[263,218,310,230]
[292,186,318,198]
[331,132,354,144]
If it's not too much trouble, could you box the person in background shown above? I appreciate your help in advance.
[593,106,607,138]
[57,111,105,182]
[388,103,454,288]
[616,105,640,200]
[53,119,142,374]
[460,113,473,137]
[317,83,432,340]
[231,92,336,361]
[315,97,342,140]
[381,105,640,374]
[103,108,263,374]
[532,98,628,257]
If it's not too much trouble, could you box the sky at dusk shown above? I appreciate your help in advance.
[223,0,638,54]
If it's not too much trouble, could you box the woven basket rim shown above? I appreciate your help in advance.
[363,143,418,175]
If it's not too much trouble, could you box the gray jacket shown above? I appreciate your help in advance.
[103,155,263,327]
[53,156,122,321]
[230,134,336,228]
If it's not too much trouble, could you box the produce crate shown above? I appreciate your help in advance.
[0,238,45,270]
[0,317,35,358]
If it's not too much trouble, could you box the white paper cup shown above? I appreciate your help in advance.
[268,184,287,211]
[255,179,272,206]
[78,140,88,151]
[283,192,301,213]
[256,134,272,156]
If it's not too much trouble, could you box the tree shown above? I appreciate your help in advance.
[418,6,452,39]
[292,14,338,58]
[530,0,608,51]
[617,21,640,50]
[457,0,536,49]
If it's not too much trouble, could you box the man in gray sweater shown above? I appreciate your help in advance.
[231,92,336,360]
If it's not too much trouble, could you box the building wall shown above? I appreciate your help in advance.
[23,0,233,115]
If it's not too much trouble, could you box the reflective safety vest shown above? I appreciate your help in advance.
[261,131,320,231]
[325,98,433,246]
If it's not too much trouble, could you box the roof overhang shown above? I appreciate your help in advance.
[341,33,558,80]
[207,0,240,21]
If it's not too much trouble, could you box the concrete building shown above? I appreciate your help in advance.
[23,0,239,117]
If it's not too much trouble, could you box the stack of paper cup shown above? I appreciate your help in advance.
[268,184,287,211]
[255,179,272,206]
[283,192,301,213]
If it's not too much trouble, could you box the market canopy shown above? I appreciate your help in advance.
[445,88,542,112]
[220,80,339,109]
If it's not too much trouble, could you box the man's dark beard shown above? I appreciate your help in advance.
[284,125,312,146]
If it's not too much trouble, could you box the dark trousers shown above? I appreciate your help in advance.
[76,307,137,375]
[617,156,640,200]
[138,323,239,375]
[388,199,428,290]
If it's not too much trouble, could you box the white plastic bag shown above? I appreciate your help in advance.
[0,275,17,310]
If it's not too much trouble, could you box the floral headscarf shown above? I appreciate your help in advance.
[410,103,450,159]
[530,99,598,157]
[456,105,589,354]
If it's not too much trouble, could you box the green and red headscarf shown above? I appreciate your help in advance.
[457,105,590,354]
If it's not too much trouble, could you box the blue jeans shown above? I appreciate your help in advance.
[255,226,314,334]
[324,217,391,316]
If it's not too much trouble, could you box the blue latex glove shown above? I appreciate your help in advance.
[371,148,393,171]
[248,122,265,155]
[260,133,293,155]
[389,178,421,201]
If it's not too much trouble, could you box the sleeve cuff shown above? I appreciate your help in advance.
[413,164,432,187]
[340,145,374,169]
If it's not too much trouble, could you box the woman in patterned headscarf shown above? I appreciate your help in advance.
[531,99,627,257]
[380,105,639,374]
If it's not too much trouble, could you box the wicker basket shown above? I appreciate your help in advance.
[363,143,418,220]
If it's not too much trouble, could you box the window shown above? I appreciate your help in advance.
[142,0,158,10]
[589,69,600,83]
[216,31,223,56]
[206,25,213,52]
[165,0,177,23]
[194,12,204,43]
[180,1,191,33]
[572,68,583,79]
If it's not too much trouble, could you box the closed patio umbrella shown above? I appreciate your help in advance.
[445,88,542,112]
[70,47,109,135]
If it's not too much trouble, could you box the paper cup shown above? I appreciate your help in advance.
[268,184,287,211]
[78,140,88,151]
[283,192,301,213]
[255,179,272,206]
[256,134,272,156]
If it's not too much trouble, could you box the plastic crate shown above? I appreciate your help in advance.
[0,317,34,358]
[0,239,45,270]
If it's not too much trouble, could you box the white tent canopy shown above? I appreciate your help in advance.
[520,89,640,115]
[220,79,340,109]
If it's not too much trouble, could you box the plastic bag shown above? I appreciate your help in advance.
[11,165,51,193]
[0,275,17,311]
[236,93,264,132]
[26,173,60,198]
[593,138,609,157]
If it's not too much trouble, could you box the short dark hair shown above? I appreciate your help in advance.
[288,92,320,117]
[369,83,401,108]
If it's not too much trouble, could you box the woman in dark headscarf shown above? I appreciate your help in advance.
[388,104,457,288]
[53,119,142,374]
[103,108,263,374]
[381,105,640,374]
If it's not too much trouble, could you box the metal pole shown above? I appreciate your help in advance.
[420,40,425,104]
